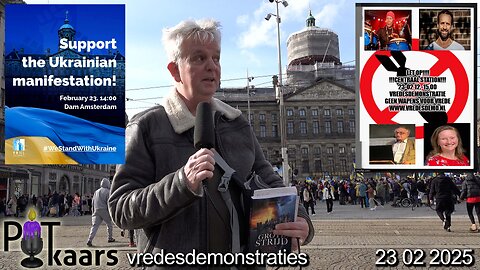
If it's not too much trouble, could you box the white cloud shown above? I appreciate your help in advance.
[240,49,261,66]
[237,2,275,49]
[281,0,310,22]
[314,0,346,28]
[236,0,348,50]
[236,0,302,49]
[236,14,249,26]
[252,2,273,20]
[238,20,277,49]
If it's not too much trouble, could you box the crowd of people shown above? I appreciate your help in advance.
[0,179,136,248]
[295,174,467,213]
[0,172,476,248]
[0,192,93,218]
[295,173,480,233]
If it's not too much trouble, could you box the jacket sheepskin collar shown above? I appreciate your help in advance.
[162,89,242,134]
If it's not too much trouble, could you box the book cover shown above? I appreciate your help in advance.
[5,4,125,164]
[249,187,299,253]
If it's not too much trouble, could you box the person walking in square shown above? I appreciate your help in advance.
[430,173,460,232]
[460,173,480,232]
[367,184,377,211]
[323,182,334,214]
[87,178,115,246]
[303,184,316,216]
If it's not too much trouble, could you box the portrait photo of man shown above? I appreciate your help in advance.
[389,126,415,165]
[420,9,471,50]
[369,124,416,165]
[364,9,412,51]
[376,11,400,50]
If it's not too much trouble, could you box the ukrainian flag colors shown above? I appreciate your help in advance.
[6,136,78,164]
[6,107,124,164]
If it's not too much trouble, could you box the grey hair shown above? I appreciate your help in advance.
[162,19,221,63]
[395,126,410,134]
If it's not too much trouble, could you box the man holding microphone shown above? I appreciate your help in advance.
[109,19,313,268]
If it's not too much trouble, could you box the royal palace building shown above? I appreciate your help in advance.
[216,13,356,180]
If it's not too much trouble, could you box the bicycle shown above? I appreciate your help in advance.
[400,197,417,210]
[418,193,436,210]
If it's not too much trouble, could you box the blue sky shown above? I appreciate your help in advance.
[24,0,479,118]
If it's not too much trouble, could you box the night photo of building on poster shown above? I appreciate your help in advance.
[4,4,125,164]
[356,3,477,170]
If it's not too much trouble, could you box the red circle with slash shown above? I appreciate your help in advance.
[360,50,469,139]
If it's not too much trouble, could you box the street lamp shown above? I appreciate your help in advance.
[246,70,254,125]
[266,0,289,186]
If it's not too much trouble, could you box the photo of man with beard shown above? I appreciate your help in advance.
[425,9,465,50]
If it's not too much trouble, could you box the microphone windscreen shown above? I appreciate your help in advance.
[194,102,215,149]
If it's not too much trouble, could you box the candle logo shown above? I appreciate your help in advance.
[4,215,118,267]
[20,209,43,268]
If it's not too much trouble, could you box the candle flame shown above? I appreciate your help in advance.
[28,209,36,221]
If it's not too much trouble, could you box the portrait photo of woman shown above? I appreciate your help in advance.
[425,125,469,166]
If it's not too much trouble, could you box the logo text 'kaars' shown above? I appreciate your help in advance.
[3,216,118,267]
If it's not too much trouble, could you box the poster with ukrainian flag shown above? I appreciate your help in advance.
[5,4,125,164]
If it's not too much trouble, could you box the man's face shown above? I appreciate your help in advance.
[174,38,221,102]
[385,15,394,28]
[437,13,453,41]
[394,128,409,141]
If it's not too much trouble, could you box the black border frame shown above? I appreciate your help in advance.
[355,2,478,173]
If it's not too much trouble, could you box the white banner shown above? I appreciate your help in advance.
[356,4,476,170]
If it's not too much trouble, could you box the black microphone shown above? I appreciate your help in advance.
[194,101,215,150]
[194,101,237,186]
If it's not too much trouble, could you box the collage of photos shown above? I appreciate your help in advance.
[369,124,470,167]
[359,4,475,170]
[364,8,471,51]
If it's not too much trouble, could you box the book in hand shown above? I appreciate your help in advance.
[249,187,299,253]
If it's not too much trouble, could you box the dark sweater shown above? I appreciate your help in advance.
[460,176,480,200]
[429,175,460,201]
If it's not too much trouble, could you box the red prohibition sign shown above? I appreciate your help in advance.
[360,50,469,138]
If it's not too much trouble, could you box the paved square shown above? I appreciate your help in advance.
[1,202,478,269]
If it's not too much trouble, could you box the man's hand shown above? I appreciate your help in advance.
[273,216,309,251]
[184,148,215,192]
